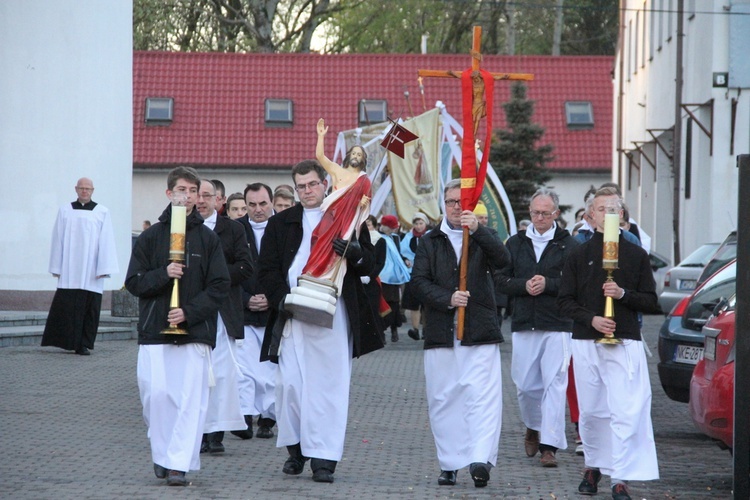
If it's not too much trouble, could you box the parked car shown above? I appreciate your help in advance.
[649,251,670,297]
[697,231,736,286]
[688,294,735,451]
[658,242,720,312]
[657,259,736,403]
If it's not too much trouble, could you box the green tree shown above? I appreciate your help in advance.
[489,82,554,225]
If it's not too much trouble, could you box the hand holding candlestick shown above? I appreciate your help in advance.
[162,195,188,335]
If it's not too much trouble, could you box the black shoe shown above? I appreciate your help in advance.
[311,458,336,483]
[391,330,399,342]
[469,462,490,488]
[282,444,308,475]
[207,431,225,454]
[256,426,274,439]
[231,415,253,439]
[75,347,90,356]
[437,470,457,486]
[166,470,187,486]
[612,483,632,500]
[578,468,602,495]
[200,434,209,453]
[153,463,168,479]
[407,329,420,341]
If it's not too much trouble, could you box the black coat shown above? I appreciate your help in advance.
[411,223,510,348]
[237,216,271,328]
[126,205,230,347]
[213,215,253,339]
[498,225,577,332]
[557,231,661,341]
[257,203,384,363]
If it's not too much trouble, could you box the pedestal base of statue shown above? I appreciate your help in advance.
[284,275,338,329]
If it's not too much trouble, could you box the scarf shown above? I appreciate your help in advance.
[526,222,556,262]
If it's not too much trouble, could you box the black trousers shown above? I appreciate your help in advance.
[41,288,102,351]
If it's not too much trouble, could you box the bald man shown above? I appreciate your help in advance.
[42,177,119,355]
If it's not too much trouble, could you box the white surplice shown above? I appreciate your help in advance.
[203,314,246,433]
[137,343,210,473]
[236,323,277,419]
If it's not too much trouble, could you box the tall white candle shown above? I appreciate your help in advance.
[603,213,619,242]
[171,205,186,234]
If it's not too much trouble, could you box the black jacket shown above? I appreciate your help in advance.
[257,203,383,363]
[411,223,510,348]
[499,225,577,332]
[237,216,271,328]
[213,215,253,339]
[557,231,661,341]
[126,205,230,347]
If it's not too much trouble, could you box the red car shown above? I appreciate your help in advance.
[688,294,735,450]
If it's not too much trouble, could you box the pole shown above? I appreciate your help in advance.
[672,0,684,264]
[733,154,750,499]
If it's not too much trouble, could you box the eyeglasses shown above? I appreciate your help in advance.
[445,199,461,208]
[529,210,557,219]
[198,193,216,199]
[295,180,323,192]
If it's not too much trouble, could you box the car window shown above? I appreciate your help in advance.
[697,232,737,284]
[683,261,736,331]
[679,243,719,267]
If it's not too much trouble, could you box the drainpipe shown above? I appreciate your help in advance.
[672,0,684,264]
[616,0,626,185]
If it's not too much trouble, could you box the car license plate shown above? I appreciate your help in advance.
[679,280,697,290]
[704,337,716,361]
[675,345,703,364]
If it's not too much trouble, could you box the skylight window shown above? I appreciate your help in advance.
[359,100,387,125]
[265,99,293,126]
[565,101,594,129]
[145,98,173,124]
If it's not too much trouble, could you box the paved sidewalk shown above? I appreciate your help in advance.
[0,315,734,499]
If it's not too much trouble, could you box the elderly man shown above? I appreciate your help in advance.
[196,179,253,455]
[558,186,661,500]
[42,177,118,356]
[411,179,510,488]
[498,188,578,468]
[258,159,382,483]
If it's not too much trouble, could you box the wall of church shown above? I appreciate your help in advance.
[0,1,133,296]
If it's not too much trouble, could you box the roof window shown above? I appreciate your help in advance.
[265,99,293,127]
[565,101,594,129]
[359,99,387,125]
[145,98,173,124]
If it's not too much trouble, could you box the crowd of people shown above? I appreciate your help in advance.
[45,150,658,499]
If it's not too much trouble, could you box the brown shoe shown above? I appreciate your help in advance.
[540,449,557,467]
[524,428,540,457]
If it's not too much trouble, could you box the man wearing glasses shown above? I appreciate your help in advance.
[498,188,578,468]
[411,179,510,488]
[257,159,381,483]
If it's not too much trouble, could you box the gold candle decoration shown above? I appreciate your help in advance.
[169,205,186,261]
[597,210,622,344]
[162,201,188,335]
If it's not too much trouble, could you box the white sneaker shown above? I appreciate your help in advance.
[576,443,584,456]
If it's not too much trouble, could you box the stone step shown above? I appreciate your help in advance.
[0,310,138,348]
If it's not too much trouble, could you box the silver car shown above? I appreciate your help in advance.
[658,243,720,313]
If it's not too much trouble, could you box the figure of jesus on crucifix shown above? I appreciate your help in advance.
[300,119,372,295]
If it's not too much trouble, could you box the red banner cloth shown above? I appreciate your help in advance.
[460,68,494,212]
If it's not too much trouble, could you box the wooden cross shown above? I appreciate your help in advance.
[418,26,534,340]
[418,26,534,136]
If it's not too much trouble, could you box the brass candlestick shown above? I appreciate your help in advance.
[161,204,188,335]
[596,212,622,345]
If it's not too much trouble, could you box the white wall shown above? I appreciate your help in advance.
[0,1,133,291]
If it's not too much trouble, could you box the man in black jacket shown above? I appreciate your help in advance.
[558,187,661,500]
[499,188,578,468]
[126,166,230,486]
[196,179,253,454]
[233,182,279,440]
[411,179,510,489]
[257,160,382,483]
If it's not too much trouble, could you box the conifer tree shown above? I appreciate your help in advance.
[489,82,554,226]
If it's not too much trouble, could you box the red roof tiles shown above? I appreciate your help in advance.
[134,51,613,172]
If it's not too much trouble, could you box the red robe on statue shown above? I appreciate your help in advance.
[302,173,372,289]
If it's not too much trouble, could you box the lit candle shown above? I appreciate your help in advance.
[603,213,619,243]
[171,205,186,235]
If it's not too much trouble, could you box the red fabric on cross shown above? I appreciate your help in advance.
[460,68,494,213]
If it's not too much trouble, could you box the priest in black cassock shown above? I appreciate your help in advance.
[41,177,118,356]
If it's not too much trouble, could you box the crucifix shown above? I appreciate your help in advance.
[418,25,534,340]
